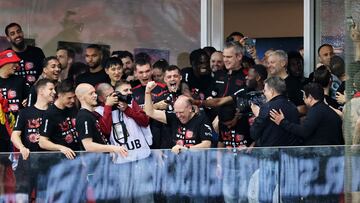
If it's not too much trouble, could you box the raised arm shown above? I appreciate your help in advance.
[143,81,167,124]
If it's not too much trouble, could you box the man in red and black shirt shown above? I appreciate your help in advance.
[144,81,212,154]
[214,41,247,97]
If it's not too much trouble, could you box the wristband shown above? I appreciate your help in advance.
[145,92,151,94]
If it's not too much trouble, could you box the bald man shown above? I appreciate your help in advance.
[75,83,128,156]
[144,81,212,154]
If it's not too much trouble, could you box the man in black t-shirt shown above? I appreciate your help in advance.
[75,44,110,86]
[144,81,212,154]
[75,83,128,156]
[0,50,29,117]
[5,23,45,86]
[27,56,62,107]
[12,79,56,156]
[217,104,253,149]
[39,80,80,159]
[10,79,55,202]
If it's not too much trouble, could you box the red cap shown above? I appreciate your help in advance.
[0,50,21,68]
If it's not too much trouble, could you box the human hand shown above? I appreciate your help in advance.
[171,145,187,155]
[59,146,76,160]
[19,146,30,160]
[153,100,168,110]
[336,92,346,105]
[112,145,128,157]
[22,99,28,107]
[250,103,260,117]
[269,109,284,125]
[105,92,119,106]
[145,81,157,93]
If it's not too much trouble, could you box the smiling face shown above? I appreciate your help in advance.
[43,59,62,81]
[223,47,242,71]
[173,96,193,124]
[6,25,25,50]
[105,64,123,84]
[267,55,285,77]
[39,82,56,103]
[210,52,224,72]
[164,69,182,92]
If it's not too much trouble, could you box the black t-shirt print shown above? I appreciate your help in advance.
[13,106,46,151]
[40,104,80,151]
[0,75,29,114]
[12,46,45,85]
[76,108,108,145]
[218,116,252,148]
[165,112,213,147]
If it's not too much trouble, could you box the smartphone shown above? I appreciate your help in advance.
[245,38,256,47]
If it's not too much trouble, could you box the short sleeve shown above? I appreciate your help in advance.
[13,110,26,131]
[40,112,55,138]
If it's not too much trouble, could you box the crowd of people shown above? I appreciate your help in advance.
[0,22,354,200]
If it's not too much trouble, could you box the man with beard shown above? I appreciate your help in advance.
[267,50,306,115]
[210,51,225,76]
[182,48,216,99]
[27,56,62,106]
[5,23,45,86]
[56,47,75,81]
[39,80,81,159]
[75,44,110,87]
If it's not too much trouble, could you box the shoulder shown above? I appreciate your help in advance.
[155,82,167,89]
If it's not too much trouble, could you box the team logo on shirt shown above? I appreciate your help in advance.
[7,89,16,99]
[176,140,184,146]
[27,118,41,128]
[9,104,19,111]
[28,133,40,143]
[27,75,36,83]
[65,134,74,143]
[59,121,70,131]
[185,130,193,139]
[25,62,34,70]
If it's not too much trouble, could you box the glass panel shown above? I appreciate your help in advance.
[0,146,356,202]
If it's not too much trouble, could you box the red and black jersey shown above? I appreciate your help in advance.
[165,112,213,148]
[132,82,167,107]
[214,69,247,97]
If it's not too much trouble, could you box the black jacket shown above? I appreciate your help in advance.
[279,101,344,145]
[251,95,300,147]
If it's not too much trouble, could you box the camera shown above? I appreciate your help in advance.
[234,89,266,114]
[113,91,132,104]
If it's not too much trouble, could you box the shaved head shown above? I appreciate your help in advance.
[75,83,93,100]
[174,95,194,124]
[174,95,192,109]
